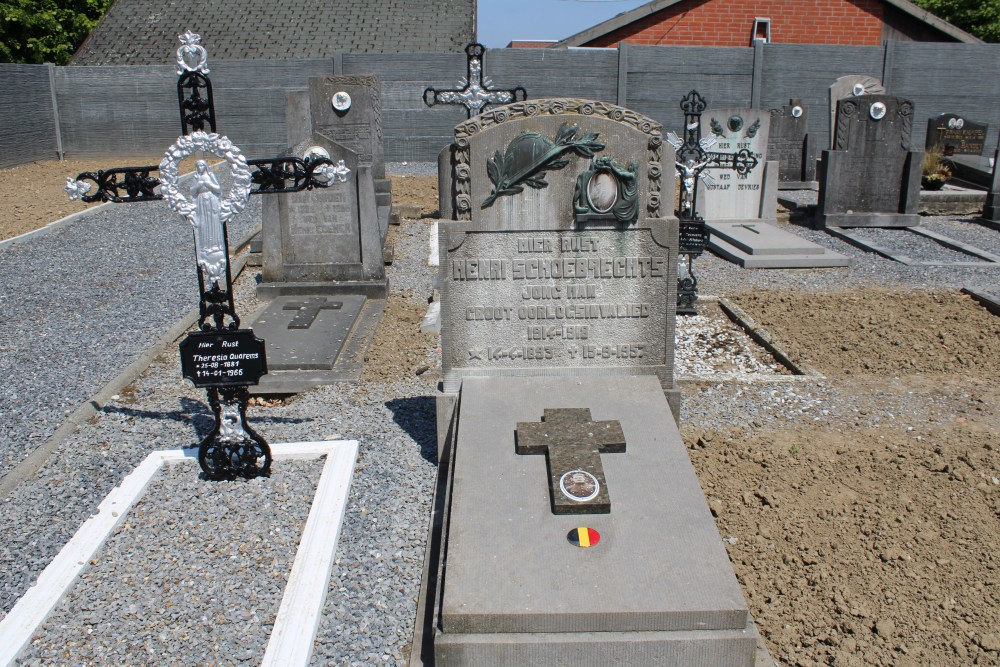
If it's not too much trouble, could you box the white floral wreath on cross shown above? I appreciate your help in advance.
[159,131,253,224]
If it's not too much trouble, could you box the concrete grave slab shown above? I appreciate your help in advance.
[434,375,755,666]
[706,221,851,268]
[248,295,384,393]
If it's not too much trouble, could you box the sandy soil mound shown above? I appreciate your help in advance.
[732,289,1000,378]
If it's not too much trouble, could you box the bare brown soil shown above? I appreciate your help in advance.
[391,175,439,216]
[0,157,164,241]
[4,162,999,666]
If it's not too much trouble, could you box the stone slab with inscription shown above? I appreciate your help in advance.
[706,221,851,268]
[259,85,387,298]
[696,107,777,225]
[926,112,988,157]
[420,98,760,667]
[769,99,816,189]
[817,95,922,228]
[248,294,384,393]
[432,376,758,666]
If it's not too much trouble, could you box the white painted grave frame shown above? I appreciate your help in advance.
[0,440,359,667]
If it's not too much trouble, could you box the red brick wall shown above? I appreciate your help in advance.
[585,0,886,47]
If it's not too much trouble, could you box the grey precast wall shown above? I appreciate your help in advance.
[0,64,59,168]
[3,42,1000,168]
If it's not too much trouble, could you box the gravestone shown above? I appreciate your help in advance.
[253,77,390,392]
[286,75,393,239]
[829,75,884,149]
[422,98,760,666]
[695,107,777,225]
[769,99,816,189]
[926,113,988,157]
[817,94,922,228]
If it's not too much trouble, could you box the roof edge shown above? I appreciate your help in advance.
[884,0,983,44]
[549,0,684,48]
[549,0,984,48]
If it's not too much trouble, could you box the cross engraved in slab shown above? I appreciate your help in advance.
[738,224,760,234]
[515,408,626,515]
[283,297,343,329]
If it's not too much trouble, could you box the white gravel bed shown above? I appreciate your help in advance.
[921,218,1000,255]
[17,458,323,666]
[675,304,789,378]
[0,170,260,477]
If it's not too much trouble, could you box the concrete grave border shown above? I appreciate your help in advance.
[0,440,359,667]
[825,226,1000,267]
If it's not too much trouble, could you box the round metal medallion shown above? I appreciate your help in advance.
[586,171,618,213]
[727,115,744,133]
[791,105,803,118]
[852,82,866,96]
[303,145,331,162]
[559,469,600,502]
[332,91,352,112]
[869,102,887,120]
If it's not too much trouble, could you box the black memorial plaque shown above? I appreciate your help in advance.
[926,113,988,156]
[180,329,268,387]
[679,221,709,256]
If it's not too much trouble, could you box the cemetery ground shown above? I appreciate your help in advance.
[0,161,998,666]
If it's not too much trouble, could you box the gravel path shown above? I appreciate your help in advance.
[0,171,260,477]
[18,458,323,666]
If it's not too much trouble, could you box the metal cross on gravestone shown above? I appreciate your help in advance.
[64,31,350,480]
[423,42,527,118]
[515,408,626,515]
[666,90,759,315]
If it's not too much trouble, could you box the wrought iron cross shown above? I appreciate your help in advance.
[515,408,626,515]
[665,90,760,314]
[64,31,350,480]
[423,42,527,118]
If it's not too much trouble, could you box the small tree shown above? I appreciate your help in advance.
[912,0,1000,42]
[0,0,112,65]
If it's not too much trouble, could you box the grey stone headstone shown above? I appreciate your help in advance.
[696,108,776,224]
[981,148,1000,224]
[925,113,988,157]
[829,75,884,149]
[769,99,816,188]
[817,94,922,228]
[309,75,386,180]
[439,98,678,406]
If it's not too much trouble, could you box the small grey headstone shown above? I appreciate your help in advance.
[769,99,816,188]
[926,113,988,157]
[829,75,884,149]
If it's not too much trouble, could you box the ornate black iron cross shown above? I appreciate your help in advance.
[515,408,626,515]
[666,90,760,314]
[64,31,349,481]
[423,42,527,118]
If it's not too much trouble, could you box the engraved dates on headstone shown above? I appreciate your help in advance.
[179,329,268,387]
[515,408,626,514]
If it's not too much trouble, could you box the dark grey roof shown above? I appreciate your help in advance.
[72,0,476,64]
[551,0,981,47]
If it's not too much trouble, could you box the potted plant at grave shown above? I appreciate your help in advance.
[921,145,952,191]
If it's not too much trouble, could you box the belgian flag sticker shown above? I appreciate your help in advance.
[567,527,601,548]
